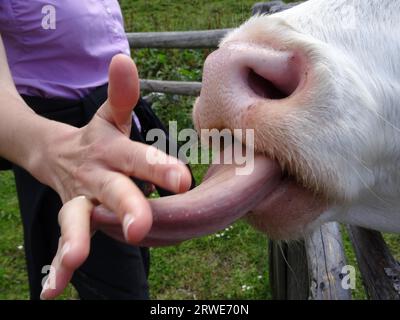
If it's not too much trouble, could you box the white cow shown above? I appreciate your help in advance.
[190,0,400,240]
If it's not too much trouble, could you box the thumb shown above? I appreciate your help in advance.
[99,54,140,133]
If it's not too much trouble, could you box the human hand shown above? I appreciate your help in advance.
[39,54,192,299]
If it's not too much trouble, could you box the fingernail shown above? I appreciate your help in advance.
[123,214,135,241]
[167,169,181,191]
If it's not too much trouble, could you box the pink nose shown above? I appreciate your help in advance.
[194,42,305,132]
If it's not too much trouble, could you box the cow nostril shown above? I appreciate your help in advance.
[247,69,291,100]
[246,63,302,101]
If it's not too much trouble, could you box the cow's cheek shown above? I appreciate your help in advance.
[246,180,327,240]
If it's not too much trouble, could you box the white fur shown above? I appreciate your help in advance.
[222,0,400,233]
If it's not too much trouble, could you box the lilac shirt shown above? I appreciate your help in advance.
[0,0,130,99]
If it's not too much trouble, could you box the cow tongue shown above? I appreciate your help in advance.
[143,152,282,246]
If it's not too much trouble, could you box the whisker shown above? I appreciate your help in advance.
[334,150,392,206]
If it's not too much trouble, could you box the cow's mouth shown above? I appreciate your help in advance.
[133,143,322,245]
[143,147,281,245]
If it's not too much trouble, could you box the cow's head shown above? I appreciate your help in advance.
[190,0,400,239]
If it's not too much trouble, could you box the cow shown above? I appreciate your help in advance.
[127,0,400,245]
[192,0,400,240]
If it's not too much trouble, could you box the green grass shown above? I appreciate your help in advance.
[120,0,256,32]
[0,171,28,299]
[1,0,400,300]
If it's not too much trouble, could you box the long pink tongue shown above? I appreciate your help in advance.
[143,154,282,246]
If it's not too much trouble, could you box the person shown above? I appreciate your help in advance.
[0,1,193,300]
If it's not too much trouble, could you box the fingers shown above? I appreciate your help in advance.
[98,54,140,133]
[92,205,120,225]
[40,196,93,300]
[90,170,153,244]
[91,206,126,243]
[105,139,192,194]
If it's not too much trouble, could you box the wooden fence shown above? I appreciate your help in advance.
[131,29,231,96]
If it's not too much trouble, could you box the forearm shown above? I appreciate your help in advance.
[0,92,72,178]
[0,34,76,188]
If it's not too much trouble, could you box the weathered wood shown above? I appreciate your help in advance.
[252,1,303,15]
[286,241,310,299]
[127,29,232,49]
[140,79,202,96]
[305,222,352,300]
[347,226,400,300]
[269,240,310,300]
[270,224,350,301]
[269,240,288,299]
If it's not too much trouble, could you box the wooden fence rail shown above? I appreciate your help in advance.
[347,226,400,299]
[128,29,232,49]
[140,79,202,96]
[131,30,225,95]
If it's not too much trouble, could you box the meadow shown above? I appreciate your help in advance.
[0,0,399,300]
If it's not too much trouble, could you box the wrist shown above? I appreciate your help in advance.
[26,118,79,192]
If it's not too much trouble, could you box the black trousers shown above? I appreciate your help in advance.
[9,84,189,300]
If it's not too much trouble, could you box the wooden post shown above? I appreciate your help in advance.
[305,222,352,300]
[347,226,400,300]
[269,223,351,300]
[269,240,289,299]
[268,240,314,300]
[287,240,310,299]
